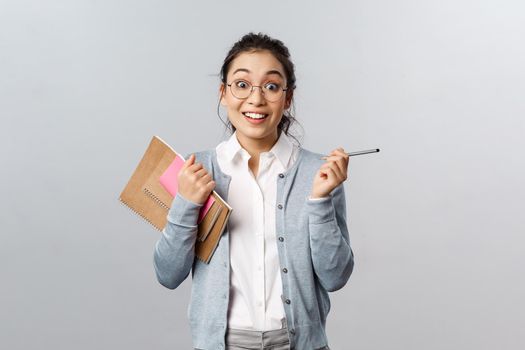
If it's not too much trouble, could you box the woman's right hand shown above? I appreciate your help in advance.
[177,154,216,205]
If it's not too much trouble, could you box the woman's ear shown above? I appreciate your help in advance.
[284,90,293,110]
[219,84,226,106]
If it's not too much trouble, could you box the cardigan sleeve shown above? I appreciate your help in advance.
[305,183,354,292]
[153,154,202,290]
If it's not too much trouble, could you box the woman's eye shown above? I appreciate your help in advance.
[235,80,249,89]
[265,83,280,91]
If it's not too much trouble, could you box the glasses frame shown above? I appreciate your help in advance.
[226,79,288,102]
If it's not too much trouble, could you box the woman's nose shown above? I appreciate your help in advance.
[247,86,265,105]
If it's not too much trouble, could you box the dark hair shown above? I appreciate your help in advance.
[217,32,303,145]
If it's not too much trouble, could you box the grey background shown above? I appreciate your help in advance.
[1,0,524,349]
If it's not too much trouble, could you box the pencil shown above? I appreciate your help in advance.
[321,148,380,160]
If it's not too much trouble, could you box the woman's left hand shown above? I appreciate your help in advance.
[310,147,349,199]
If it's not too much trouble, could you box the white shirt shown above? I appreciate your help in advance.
[216,130,299,331]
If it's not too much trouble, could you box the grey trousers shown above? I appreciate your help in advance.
[224,327,291,350]
[194,327,330,350]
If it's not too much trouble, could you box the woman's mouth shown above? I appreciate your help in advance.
[243,112,268,124]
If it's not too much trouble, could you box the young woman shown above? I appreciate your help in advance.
[154,32,354,350]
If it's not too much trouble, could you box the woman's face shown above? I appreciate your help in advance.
[220,50,292,148]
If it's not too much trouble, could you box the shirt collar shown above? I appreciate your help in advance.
[223,130,294,168]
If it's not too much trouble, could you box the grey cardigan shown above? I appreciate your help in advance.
[153,146,354,350]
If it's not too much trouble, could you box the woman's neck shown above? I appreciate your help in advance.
[236,131,279,159]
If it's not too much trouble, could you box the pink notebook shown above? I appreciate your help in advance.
[159,155,215,224]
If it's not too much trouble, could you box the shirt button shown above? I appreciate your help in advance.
[282,268,288,273]
[279,173,284,178]
[278,237,284,242]
[277,204,283,209]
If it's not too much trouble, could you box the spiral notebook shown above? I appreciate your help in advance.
[119,136,232,263]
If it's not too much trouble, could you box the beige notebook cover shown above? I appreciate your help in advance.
[119,136,232,264]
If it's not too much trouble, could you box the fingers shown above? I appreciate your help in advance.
[196,170,213,185]
[182,153,195,169]
[186,166,209,184]
[199,174,215,191]
[178,154,215,204]
[330,148,349,163]
[323,156,346,178]
[182,154,205,174]
[192,163,214,184]
[180,154,212,182]
[319,165,340,185]
[194,167,208,178]
[321,147,349,181]
[183,154,210,173]
[206,179,216,189]
[324,148,349,162]
[320,162,344,182]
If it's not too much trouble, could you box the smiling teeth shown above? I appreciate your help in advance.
[244,112,267,119]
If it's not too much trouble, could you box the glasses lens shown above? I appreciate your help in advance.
[262,82,284,102]
[231,80,251,99]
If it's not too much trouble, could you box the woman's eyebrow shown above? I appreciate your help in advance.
[232,68,284,79]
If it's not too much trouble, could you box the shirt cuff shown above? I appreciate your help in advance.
[308,196,330,201]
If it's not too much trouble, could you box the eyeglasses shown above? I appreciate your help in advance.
[226,79,288,102]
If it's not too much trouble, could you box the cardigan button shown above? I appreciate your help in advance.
[282,268,288,273]
[290,328,296,335]
[285,299,291,304]
[277,204,283,209]
[279,173,284,178]
[278,237,284,242]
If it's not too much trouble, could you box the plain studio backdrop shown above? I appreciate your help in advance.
[1,1,524,349]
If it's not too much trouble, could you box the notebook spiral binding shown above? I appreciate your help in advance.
[118,197,163,231]
[142,187,170,211]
